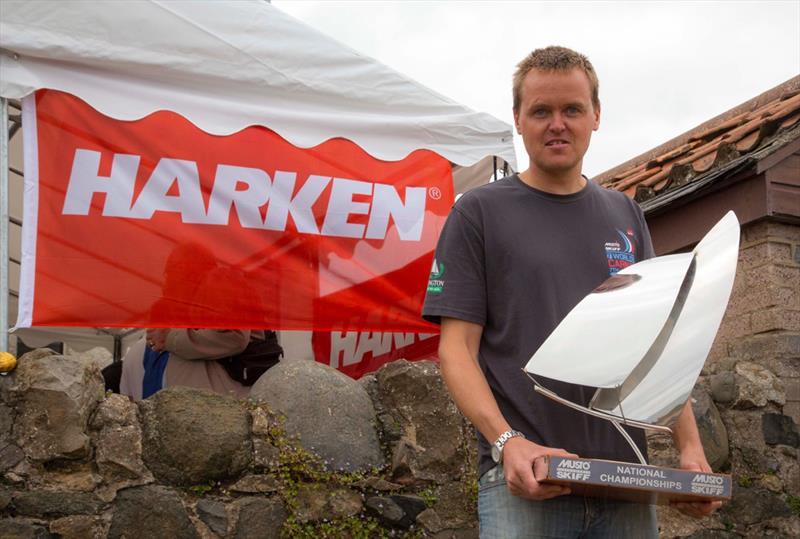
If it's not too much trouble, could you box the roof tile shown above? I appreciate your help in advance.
[596,76,800,205]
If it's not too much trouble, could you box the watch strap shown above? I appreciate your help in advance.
[494,429,525,451]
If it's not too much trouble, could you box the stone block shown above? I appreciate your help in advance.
[709,372,736,405]
[416,508,445,533]
[766,221,800,243]
[729,333,800,362]
[656,505,722,538]
[0,443,24,472]
[742,220,770,243]
[40,462,99,492]
[720,486,791,526]
[366,495,411,529]
[715,311,751,340]
[90,393,138,430]
[762,413,799,447]
[139,387,252,486]
[376,360,467,484]
[390,494,427,522]
[784,402,800,427]
[12,490,104,518]
[49,515,103,539]
[351,476,403,492]
[252,438,280,471]
[72,347,113,372]
[785,378,800,401]
[732,361,785,408]
[752,308,800,333]
[230,474,279,494]
[10,353,104,462]
[430,481,476,530]
[0,518,54,539]
[250,359,383,473]
[0,403,14,445]
[94,425,149,482]
[233,497,287,539]
[293,484,362,523]
[774,447,800,496]
[729,332,800,361]
[196,498,228,537]
[774,264,800,289]
[108,485,198,539]
[738,241,792,270]
[432,529,479,539]
[721,409,767,456]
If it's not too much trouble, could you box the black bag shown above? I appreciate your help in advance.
[217,331,283,386]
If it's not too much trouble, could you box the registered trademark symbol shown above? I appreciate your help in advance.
[428,187,442,200]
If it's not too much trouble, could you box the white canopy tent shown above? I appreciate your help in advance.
[0,0,515,357]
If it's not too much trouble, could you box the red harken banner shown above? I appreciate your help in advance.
[23,90,452,333]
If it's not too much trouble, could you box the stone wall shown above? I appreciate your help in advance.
[1,353,478,538]
[652,218,800,538]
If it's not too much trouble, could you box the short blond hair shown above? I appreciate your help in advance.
[512,46,600,113]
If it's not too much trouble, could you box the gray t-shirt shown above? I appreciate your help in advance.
[423,174,656,478]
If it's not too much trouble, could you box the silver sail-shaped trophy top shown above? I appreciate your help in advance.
[524,211,740,430]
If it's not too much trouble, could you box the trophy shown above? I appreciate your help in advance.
[525,211,739,505]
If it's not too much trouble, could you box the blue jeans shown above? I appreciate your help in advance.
[478,465,658,539]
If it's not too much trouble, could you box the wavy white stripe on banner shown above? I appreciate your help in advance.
[14,95,38,329]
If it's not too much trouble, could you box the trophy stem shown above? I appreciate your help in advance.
[611,419,647,465]
[527,374,673,434]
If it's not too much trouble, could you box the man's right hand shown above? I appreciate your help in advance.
[502,437,576,500]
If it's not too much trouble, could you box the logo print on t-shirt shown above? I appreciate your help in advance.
[427,259,445,294]
[604,230,636,275]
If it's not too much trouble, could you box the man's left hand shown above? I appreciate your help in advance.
[672,455,722,518]
[146,329,170,352]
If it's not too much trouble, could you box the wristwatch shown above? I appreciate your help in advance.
[491,429,525,464]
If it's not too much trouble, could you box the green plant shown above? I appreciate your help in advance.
[281,514,387,538]
[787,495,800,517]
[188,481,214,497]
[737,476,752,488]
[721,517,735,532]
[419,487,438,508]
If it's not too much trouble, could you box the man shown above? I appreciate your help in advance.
[422,46,718,538]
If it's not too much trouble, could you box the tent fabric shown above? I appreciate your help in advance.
[0,0,516,173]
[13,326,142,354]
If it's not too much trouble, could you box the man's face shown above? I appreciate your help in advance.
[514,68,601,177]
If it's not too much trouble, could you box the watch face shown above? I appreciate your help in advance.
[491,444,501,463]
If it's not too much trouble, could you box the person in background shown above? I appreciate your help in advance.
[119,328,266,400]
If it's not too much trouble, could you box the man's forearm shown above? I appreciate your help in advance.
[672,400,707,465]
[438,318,510,444]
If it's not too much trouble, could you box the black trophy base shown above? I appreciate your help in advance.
[535,456,731,505]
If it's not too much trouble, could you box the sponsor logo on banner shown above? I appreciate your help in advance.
[63,150,428,241]
[24,89,453,330]
[312,331,439,379]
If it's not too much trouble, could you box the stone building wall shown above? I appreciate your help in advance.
[715,220,800,423]
[652,218,800,538]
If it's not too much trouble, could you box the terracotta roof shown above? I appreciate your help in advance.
[596,76,800,207]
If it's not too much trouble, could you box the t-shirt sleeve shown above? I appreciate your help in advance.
[422,206,487,326]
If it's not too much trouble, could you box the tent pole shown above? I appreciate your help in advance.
[1,97,9,352]
[113,335,122,362]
